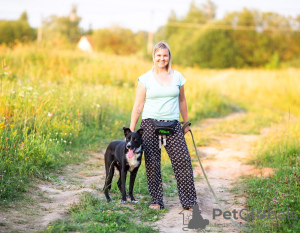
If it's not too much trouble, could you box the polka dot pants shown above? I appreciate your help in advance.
[140,119,198,209]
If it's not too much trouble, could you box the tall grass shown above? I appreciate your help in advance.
[199,69,300,232]
[0,45,234,202]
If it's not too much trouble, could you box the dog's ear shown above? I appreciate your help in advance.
[123,127,131,136]
[136,128,143,135]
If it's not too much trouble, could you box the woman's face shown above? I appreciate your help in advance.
[154,48,169,69]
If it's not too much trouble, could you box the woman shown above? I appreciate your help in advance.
[129,41,198,211]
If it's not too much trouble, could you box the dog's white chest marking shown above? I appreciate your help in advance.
[126,146,142,172]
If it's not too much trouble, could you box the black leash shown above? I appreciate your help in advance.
[182,121,255,233]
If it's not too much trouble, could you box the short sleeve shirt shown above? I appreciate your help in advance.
[138,69,186,121]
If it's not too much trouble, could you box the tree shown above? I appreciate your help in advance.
[0,11,36,45]
[41,5,82,46]
[92,26,147,55]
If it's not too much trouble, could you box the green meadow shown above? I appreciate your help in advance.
[1,45,300,232]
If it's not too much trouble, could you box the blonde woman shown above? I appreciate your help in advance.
[129,41,199,211]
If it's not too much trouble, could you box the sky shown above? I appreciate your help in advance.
[0,0,299,32]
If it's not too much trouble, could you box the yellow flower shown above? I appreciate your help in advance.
[10,124,14,127]
[67,120,70,124]
[0,122,5,129]
[13,131,17,135]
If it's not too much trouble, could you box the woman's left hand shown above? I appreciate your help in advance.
[183,125,190,135]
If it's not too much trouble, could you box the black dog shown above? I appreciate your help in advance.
[103,127,143,204]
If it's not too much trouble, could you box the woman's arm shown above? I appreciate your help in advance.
[179,85,190,135]
[130,82,146,132]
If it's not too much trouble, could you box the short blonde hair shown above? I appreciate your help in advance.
[152,41,172,74]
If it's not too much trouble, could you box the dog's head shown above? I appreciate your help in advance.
[123,127,143,159]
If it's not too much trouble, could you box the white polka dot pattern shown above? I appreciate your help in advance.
[140,119,198,209]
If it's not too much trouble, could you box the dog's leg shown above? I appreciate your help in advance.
[103,158,115,202]
[120,169,127,204]
[117,176,122,194]
[128,168,139,203]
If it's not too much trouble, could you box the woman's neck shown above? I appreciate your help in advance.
[155,67,169,75]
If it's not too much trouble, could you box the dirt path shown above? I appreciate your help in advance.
[0,112,273,233]
[0,153,106,232]
[154,112,273,233]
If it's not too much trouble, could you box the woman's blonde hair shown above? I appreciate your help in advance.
[152,41,172,74]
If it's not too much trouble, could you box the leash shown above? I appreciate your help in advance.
[182,121,255,233]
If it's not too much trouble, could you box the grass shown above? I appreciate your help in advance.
[42,192,158,233]
[199,69,300,232]
[42,156,176,232]
[1,45,300,232]
[0,45,235,203]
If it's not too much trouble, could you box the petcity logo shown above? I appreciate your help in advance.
[213,208,298,221]
[179,207,298,232]
[179,204,209,231]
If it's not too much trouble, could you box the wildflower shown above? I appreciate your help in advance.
[6,137,9,141]
[64,140,66,143]
[286,194,290,197]
[12,131,17,136]
[27,87,33,91]
[18,92,24,98]
[291,200,294,202]
[56,133,58,135]
[259,201,263,204]
[279,181,282,183]
[65,133,67,135]
[282,193,285,195]
[48,112,52,117]
[22,143,24,147]
[69,133,72,135]
[57,141,59,144]
[49,139,52,141]
[276,201,278,203]
[267,190,269,192]
[70,142,72,144]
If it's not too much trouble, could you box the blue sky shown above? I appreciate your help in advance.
[0,0,299,32]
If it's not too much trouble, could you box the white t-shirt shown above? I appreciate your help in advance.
[138,70,186,121]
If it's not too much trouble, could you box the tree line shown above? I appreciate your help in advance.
[1,1,300,68]
[156,1,300,68]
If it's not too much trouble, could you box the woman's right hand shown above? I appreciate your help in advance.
[129,82,146,131]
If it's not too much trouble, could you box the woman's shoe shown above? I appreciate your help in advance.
[184,207,202,214]
[149,204,162,210]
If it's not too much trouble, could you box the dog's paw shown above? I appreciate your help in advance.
[131,200,139,204]
[120,200,127,204]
